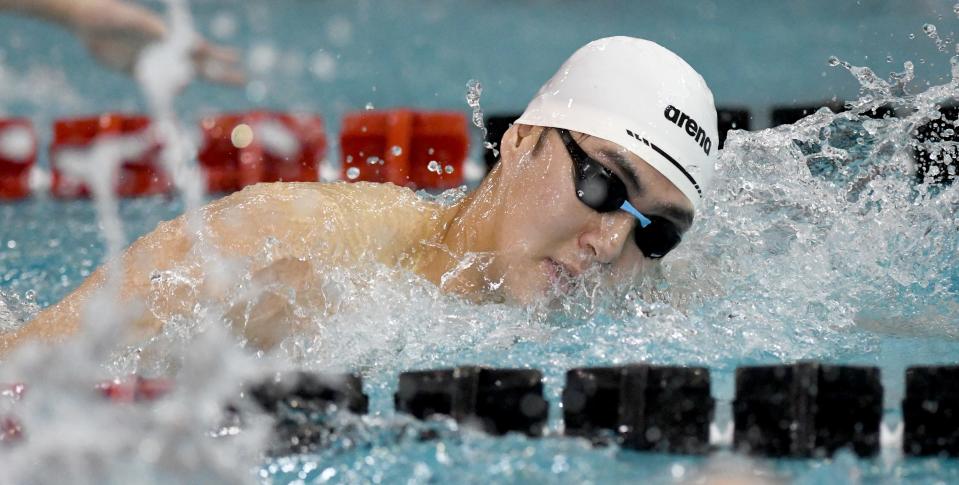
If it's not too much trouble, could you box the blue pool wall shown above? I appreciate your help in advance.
[0,0,957,167]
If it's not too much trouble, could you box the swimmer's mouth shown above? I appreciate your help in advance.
[545,258,580,294]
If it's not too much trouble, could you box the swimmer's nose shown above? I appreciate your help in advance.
[579,213,634,264]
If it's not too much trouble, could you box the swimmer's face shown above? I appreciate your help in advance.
[490,124,694,303]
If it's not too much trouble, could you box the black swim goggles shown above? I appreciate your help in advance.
[557,128,682,259]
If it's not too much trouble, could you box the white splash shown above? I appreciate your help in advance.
[255,119,300,158]
[0,125,34,162]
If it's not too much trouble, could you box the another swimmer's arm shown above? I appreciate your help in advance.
[0,0,74,22]
[0,0,245,84]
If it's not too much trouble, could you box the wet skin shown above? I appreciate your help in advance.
[0,123,693,355]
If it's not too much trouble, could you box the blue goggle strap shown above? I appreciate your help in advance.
[620,201,652,228]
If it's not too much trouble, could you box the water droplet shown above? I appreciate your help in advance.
[427,160,442,174]
[827,56,841,67]
[390,145,403,156]
[346,155,353,164]
[364,102,374,110]
[366,156,381,165]
[908,33,916,40]
[886,55,894,63]
[466,79,494,152]
[923,23,937,36]
[210,11,238,40]
[428,148,435,155]
[954,2,959,16]
[465,79,483,108]
[319,467,337,481]
[346,167,360,179]
[444,165,454,174]
[6,240,16,249]
[230,123,254,149]
[310,50,337,81]
[249,43,277,74]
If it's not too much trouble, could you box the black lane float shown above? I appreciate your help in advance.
[394,366,548,437]
[562,365,713,454]
[10,361,959,460]
[732,362,882,458]
[903,365,959,457]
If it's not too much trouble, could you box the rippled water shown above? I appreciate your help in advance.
[3,5,959,485]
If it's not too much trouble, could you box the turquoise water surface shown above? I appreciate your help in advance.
[2,1,959,484]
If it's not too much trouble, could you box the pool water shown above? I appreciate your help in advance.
[2,1,959,484]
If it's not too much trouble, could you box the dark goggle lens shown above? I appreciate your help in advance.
[563,129,627,213]
[634,216,682,259]
[561,128,682,259]
[576,170,627,212]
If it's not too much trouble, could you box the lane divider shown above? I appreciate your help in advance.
[0,118,36,200]
[903,365,959,456]
[0,108,471,200]
[198,111,327,193]
[395,366,547,437]
[50,114,169,198]
[563,365,713,454]
[3,102,956,201]
[341,109,468,189]
[733,362,882,458]
[3,363,959,457]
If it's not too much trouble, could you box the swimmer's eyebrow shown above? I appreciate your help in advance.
[598,148,643,194]
[652,202,694,229]
[597,148,695,230]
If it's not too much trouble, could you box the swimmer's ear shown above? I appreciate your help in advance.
[515,123,535,143]
[500,123,545,162]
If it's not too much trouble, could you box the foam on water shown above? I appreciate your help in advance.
[2,6,959,483]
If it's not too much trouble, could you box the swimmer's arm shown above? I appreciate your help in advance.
[0,217,191,356]
[0,0,245,84]
[1,187,327,355]
[0,266,109,355]
[0,0,75,23]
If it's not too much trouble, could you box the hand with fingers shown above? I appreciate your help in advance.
[69,0,246,85]
[1,0,245,86]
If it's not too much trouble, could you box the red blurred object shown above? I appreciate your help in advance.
[49,113,169,198]
[97,376,173,403]
[340,109,468,189]
[0,378,172,448]
[0,415,22,444]
[197,111,327,193]
[0,118,37,200]
[1,383,25,445]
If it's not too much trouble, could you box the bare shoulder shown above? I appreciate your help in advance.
[201,181,446,263]
[205,181,428,216]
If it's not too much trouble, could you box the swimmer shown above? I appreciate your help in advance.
[0,0,245,84]
[0,36,719,353]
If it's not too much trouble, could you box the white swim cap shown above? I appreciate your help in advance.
[515,36,718,209]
